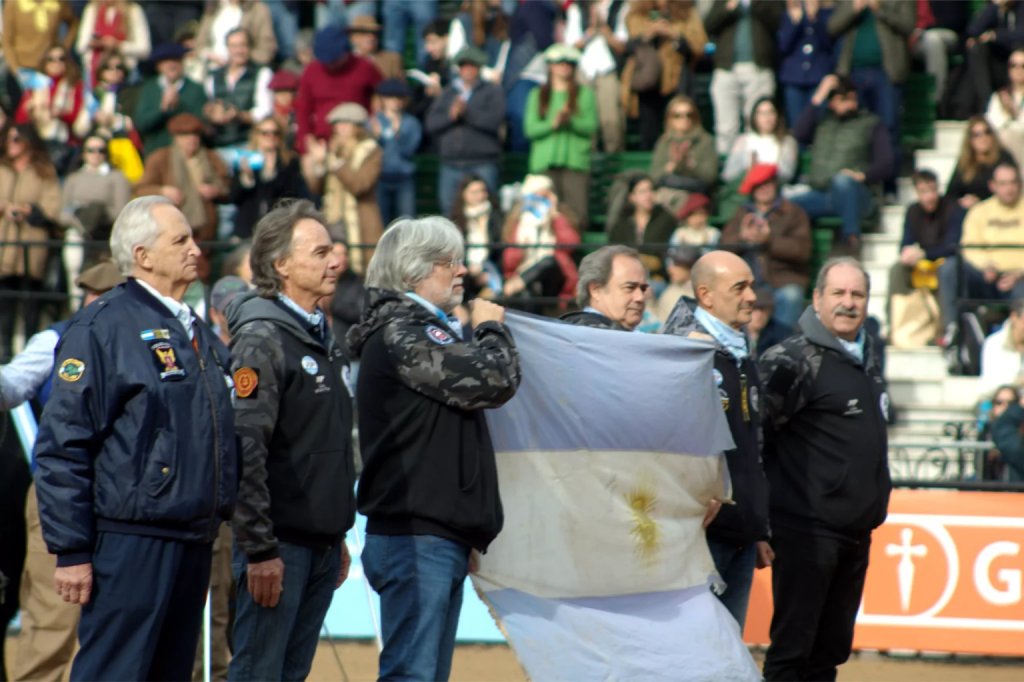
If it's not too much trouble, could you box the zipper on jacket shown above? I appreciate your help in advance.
[193,332,222,534]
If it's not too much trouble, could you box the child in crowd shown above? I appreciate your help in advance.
[670,193,719,247]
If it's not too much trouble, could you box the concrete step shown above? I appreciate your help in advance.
[914,149,958,191]
[934,120,967,156]
[880,204,906,237]
[897,177,917,206]
[888,375,982,409]
[861,233,900,264]
[885,347,948,381]
[893,404,976,424]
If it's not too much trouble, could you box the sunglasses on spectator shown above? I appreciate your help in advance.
[47,54,67,63]
[256,128,280,136]
[84,146,107,154]
[971,128,993,138]
[994,399,1012,407]
[672,110,696,120]
[103,63,126,71]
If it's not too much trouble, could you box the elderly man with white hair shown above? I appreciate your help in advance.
[347,215,522,682]
[32,196,238,682]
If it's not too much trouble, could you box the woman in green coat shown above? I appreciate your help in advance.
[524,43,598,232]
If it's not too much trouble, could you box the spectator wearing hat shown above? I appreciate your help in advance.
[1,0,78,78]
[229,115,308,239]
[195,0,277,69]
[348,15,405,81]
[4,260,123,682]
[370,79,423,226]
[426,46,506,216]
[267,69,300,148]
[720,163,812,328]
[747,285,793,359]
[608,174,677,282]
[789,73,894,255]
[295,24,382,153]
[381,0,439,65]
[134,43,208,152]
[524,44,598,233]
[671,193,720,247]
[134,113,230,242]
[302,102,383,276]
[204,27,274,153]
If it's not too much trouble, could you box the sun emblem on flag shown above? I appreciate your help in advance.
[625,484,661,566]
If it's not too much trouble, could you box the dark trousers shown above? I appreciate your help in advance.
[71,533,213,682]
[636,91,669,151]
[762,528,872,682]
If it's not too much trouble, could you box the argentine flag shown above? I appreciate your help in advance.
[475,312,761,681]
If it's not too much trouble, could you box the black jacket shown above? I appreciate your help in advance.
[663,299,770,547]
[228,157,309,239]
[34,279,238,566]
[758,307,891,538]
[347,289,521,551]
[227,292,356,561]
[559,309,626,331]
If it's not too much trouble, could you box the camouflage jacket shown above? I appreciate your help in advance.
[347,288,521,550]
[758,306,891,537]
[226,292,356,561]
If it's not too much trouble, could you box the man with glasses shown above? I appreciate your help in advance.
[348,216,521,681]
[663,250,772,630]
[561,245,649,332]
[788,74,894,256]
[939,162,1024,337]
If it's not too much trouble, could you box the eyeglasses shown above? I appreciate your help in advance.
[256,129,280,136]
[971,128,993,138]
[672,110,696,120]
[994,399,1011,407]
[103,63,126,71]
[84,146,106,154]
[435,258,464,270]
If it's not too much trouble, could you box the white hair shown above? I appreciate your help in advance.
[365,216,465,291]
[109,196,175,276]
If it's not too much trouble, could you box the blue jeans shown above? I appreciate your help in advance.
[228,541,342,682]
[850,66,902,188]
[266,0,299,61]
[381,0,438,65]
[782,84,815,131]
[361,534,470,682]
[773,283,805,329]
[438,162,499,217]
[707,537,758,629]
[938,256,1024,327]
[378,176,418,227]
[315,0,377,29]
[789,174,873,239]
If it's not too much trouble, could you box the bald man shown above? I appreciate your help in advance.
[662,250,773,629]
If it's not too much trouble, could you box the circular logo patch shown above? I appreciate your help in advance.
[233,367,258,398]
[301,355,318,375]
[58,358,85,382]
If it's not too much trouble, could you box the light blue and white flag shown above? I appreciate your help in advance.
[474,312,760,681]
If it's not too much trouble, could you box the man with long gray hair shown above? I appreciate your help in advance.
[758,256,891,681]
[225,199,356,681]
[33,196,237,681]
[347,215,521,681]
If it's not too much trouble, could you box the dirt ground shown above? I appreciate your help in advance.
[7,636,1022,681]
[307,641,1024,682]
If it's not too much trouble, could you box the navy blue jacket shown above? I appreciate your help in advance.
[34,278,238,567]
[777,5,835,87]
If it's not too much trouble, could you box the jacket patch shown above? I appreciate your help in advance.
[234,367,259,398]
[301,355,319,375]
[719,388,730,411]
[140,328,172,341]
[425,324,454,345]
[57,358,85,382]
[151,342,185,380]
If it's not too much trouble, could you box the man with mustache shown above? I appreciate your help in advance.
[225,200,357,680]
[561,245,649,331]
[663,250,773,629]
[758,256,892,681]
[347,216,521,681]
[33,197,237,681]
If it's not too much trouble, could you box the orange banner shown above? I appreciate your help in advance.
[743,489,1024,656]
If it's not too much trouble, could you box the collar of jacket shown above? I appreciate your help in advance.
[227,289,334,352]
[796,306,874,369]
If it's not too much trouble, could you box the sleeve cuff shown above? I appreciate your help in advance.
[57,552,92,567]
[247,546,281,563]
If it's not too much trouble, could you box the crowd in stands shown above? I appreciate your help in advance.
[0,0,1023,397]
